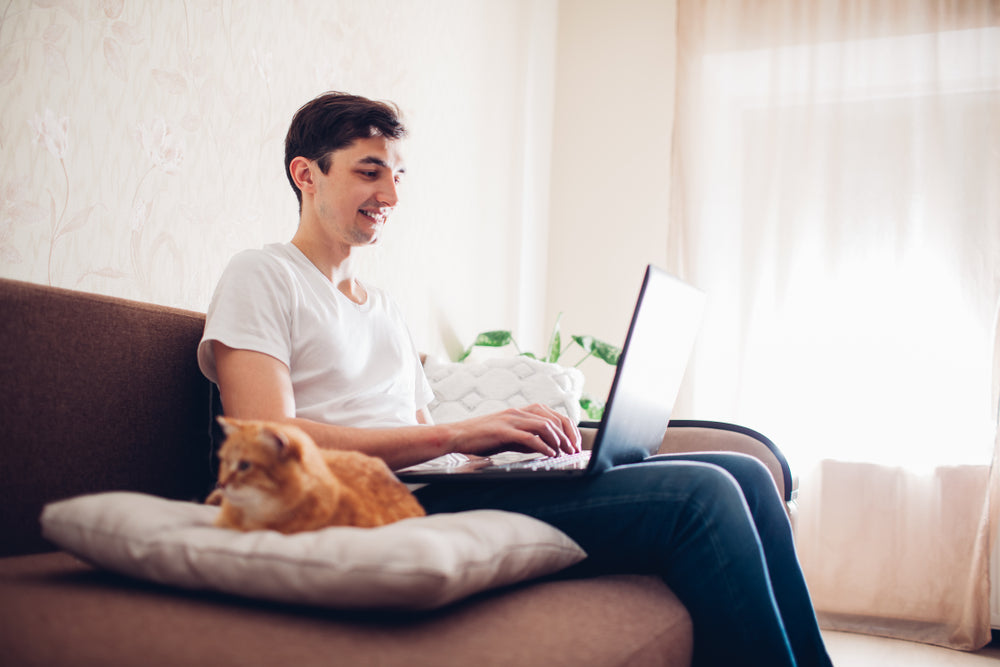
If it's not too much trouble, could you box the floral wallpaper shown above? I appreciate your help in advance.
[1,0,557,358]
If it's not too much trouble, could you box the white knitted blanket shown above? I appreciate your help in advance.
[424,356,584,425]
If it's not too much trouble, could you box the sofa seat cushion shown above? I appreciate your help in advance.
[40,492,586,611]
[0,551,692,667]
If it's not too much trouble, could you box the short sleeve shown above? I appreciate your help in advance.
[198,251,295,383]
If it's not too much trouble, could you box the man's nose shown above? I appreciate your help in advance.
[376,176,399,207]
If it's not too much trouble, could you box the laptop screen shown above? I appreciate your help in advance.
[589,265,705,472]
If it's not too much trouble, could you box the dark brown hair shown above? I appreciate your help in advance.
[284,92,407,208]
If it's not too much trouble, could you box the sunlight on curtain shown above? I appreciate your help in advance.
[671,0,999,650]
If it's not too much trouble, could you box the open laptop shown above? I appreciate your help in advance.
[395,265,705,482]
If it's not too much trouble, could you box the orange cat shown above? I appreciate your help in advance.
[208,416,425,533]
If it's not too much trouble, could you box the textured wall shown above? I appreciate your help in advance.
[0,0,556,358]
[546,0,677,401]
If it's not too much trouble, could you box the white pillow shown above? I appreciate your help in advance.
[40,492,586,610]
[425,356,584,424]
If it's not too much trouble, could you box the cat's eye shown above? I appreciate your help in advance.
[237,460,251,472]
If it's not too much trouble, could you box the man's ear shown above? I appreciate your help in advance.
[289,156,315,197]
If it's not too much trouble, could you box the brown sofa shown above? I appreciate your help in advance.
[0,277,794,667]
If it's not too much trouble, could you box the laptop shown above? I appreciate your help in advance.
[395,265,705,482]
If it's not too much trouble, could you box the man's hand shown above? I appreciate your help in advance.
[443,404,582,458]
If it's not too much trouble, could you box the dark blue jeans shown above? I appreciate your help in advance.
[415,452,832,667]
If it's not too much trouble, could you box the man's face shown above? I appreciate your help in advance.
[309,135,405,248]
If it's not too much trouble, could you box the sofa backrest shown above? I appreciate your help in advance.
[1,279,215,557]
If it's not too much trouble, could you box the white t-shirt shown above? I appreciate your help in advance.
[198,243,434,429]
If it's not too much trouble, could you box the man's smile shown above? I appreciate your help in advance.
[359,208,389,224]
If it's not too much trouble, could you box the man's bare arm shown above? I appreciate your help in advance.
[213,342,580,470]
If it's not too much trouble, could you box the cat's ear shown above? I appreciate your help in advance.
[263,426,302,461]
[217,416,238,437]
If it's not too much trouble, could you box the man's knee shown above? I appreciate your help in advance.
[650,460,748,510]
[723,452,778,488]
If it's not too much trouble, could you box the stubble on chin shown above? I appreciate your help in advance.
[350,220,383,245]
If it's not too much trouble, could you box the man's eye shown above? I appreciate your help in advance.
[360,170,377,178]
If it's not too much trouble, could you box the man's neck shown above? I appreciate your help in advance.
[290,235,367,305]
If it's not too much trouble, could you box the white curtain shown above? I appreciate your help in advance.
[671,0,999,650]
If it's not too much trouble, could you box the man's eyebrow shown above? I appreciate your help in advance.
[358,156,405,173]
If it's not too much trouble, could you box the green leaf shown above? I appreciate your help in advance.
[546,313,563,363]
[459,330,515,362]
[579,396,605,420]
[590,339,621,366]
[472,330,514,347]
[571,335,621,366]
[520,352,538,359]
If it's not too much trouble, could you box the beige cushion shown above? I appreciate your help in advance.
[40,492,586,610]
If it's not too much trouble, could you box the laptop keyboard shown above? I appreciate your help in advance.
[490,450,591,472]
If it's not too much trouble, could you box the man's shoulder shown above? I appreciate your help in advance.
[364,282,400,309]
[364,285,412,327]
[225,243,295,276]
[214,244,304,300]
[228,242,290,264]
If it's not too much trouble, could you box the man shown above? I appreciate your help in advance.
[199,94,578,470]
[199,92,832,667]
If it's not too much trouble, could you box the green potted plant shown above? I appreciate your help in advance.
[458,314,621,420]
